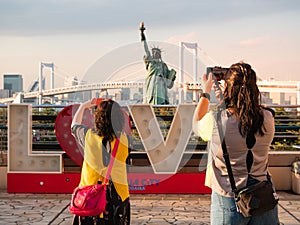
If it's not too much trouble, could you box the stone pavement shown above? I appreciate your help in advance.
[0,191,299,225]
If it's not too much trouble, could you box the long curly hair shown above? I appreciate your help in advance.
[223,62,265,137]
[93,99,124,142]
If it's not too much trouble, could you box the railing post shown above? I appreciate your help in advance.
[297,82,300,112]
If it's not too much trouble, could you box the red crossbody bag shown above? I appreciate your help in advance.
[69,137,120,216]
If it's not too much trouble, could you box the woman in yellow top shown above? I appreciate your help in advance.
[71,99,130,225]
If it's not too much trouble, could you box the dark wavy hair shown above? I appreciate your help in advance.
[223,62,265,137]
[93,99,124,142]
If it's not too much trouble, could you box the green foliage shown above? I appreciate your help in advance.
[271,107,300,151]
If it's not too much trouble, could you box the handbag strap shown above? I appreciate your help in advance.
[103,135,121,184]
[216,111,237,193]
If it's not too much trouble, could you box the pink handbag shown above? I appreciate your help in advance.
[69,137,120,216]
[69,183,107,216]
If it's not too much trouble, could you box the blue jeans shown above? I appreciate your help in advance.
[210,191,280,225]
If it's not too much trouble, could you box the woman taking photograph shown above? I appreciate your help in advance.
[71,99,130,225]
[193,62,279,225]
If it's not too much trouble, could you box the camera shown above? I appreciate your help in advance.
[206,66,229,81]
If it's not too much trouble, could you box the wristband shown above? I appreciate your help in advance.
[200,93,210,100]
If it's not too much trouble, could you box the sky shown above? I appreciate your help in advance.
[0,0,300,90]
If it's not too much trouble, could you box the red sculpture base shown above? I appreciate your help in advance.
[7,173,211,194]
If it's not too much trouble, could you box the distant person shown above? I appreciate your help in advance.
[139,22,176,105]
[193,62,279,225]
[71,99,130,225]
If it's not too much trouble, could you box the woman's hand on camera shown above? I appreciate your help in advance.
[212,79,225,104]
[202,73,213,94]
[82,99,97,109]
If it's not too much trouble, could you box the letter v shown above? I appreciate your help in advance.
[128,104,196,174]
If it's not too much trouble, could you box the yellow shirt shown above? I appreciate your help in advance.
[79,130,130,201]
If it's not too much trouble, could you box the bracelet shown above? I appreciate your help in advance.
[200,93,210,100]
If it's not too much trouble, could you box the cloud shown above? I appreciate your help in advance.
[166,32,199,45]
[0,0,299,36]
[239,36,269,46]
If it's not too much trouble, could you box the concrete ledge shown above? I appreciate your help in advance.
[269,167,292,190]
[269,151,300,166]
[0,167,7,190]
[268,151,300,191]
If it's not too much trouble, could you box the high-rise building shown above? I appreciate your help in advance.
[63,76,80,102]
[3,74,23,97]
[0,89,10,99]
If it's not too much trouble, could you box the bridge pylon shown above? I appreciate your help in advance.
[39,62,54,104]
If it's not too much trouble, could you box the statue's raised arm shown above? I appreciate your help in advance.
[139,22,151,59]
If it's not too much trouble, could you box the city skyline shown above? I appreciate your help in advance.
[0,0,299,90]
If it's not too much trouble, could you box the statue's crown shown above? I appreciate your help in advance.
[151,47,161,52]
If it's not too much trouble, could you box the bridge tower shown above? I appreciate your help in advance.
[298,82,300,111]
[179,42,198,104]
[39,62,54,104]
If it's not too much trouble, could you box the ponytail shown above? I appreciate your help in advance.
[224,62,265,137]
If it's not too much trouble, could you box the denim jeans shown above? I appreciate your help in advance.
[210,191,280,225]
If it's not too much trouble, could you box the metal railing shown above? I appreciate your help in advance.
[0,104,299,159]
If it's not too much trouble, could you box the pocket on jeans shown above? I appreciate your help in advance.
[225,204,237,212]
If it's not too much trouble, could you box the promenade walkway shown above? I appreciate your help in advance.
[0,190,300,225]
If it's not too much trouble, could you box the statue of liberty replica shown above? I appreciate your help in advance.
[139,22,176,105]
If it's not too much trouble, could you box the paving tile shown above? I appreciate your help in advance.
[0,191,299,224]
